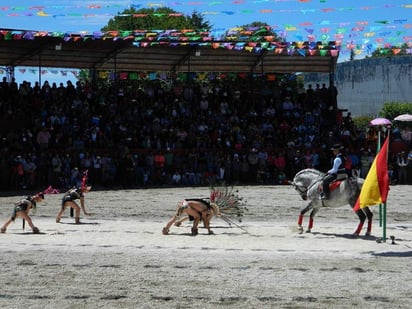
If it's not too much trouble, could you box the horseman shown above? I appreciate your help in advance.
[292,167,372,236]
[321,144,346,200]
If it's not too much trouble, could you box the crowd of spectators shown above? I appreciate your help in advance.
[0,74,411,192]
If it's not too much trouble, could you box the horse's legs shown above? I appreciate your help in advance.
[306,208,319,233]
[354,209,367,235]
[363,207,373,236]
[298,202,314,234]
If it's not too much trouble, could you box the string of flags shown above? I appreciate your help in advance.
[0,68,281,82]
[0,2,410,49]
[0,2,410,79]
[0,26,409,56]
[0,68,79,79]
[0,24,410,79]
[0,2,410,14]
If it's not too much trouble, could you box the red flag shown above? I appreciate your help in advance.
[353,137,390,211]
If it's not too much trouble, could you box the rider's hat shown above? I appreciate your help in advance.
[330,144,344,151]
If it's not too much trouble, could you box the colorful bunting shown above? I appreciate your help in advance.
[0,1,409,59]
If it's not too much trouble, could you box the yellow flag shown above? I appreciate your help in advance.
[354,137,390,210]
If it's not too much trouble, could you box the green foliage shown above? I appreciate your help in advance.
[349,49,355,61]
[379,102,412,120]
[351,102,412,132]
[226,23,282,43]
[239,21,270,28]
[101,7,211,31]
[353,115,373,129]
[78,69,90,82]
[368,44,409,58]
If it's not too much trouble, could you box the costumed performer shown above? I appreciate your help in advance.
[162,185,247,236]
[56,170,91,224]
[1,192,45,234]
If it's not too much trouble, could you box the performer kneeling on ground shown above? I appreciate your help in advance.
[162,185,248,236]
[1,193,44,234]
[162,199,220,236]
[56,185,91,224]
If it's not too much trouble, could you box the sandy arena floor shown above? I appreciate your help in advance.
[0,185,411,309]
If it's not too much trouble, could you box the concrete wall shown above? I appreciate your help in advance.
[304,55,412,117]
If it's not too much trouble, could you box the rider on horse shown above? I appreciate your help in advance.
[321,144,347,200]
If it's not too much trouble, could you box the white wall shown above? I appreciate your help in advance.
[304,55,412,117]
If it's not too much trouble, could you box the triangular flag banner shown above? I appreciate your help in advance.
[353,136,390,211]
[129,72,138,80]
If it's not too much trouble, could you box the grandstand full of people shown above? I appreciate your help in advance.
[0,75,411,192]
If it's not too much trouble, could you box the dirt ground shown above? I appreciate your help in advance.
[0,185,411,309]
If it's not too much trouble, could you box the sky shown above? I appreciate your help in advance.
[0,0,411,84]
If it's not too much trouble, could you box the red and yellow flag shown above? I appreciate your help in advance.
[353,137,390,211]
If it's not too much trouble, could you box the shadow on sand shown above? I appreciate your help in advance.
[58,222,100,225]
[311,231,379,241]
[372,251,412,257]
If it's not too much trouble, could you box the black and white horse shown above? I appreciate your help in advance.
[291,168,373,236]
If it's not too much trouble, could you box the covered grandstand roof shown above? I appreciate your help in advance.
[0,28,339,74]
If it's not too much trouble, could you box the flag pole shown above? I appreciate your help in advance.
[382,202,387,242]
[382,125,391,242]
[377,131,383,227]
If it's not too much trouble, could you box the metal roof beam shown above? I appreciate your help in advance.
[250,49,268,73]
[172,46,196,72]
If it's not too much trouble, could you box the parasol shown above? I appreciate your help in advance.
[394,114,412,122]
[369,117,392,126]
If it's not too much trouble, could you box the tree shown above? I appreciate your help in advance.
[239,21,270,28]
[349,49,355,61]
[380,102,412,120]
[102,7,211,31]
[368,43,409,58]
[229,21,283,43]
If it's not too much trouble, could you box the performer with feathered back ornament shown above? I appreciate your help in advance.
[162,184,247,236]
[56,170,91,224]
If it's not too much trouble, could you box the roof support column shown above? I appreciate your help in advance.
[38,54,42,85]
[113,55,117,82]
[4,66,14,83]
[329,57,338,119]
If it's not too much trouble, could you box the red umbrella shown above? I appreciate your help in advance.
[369,117,392,126]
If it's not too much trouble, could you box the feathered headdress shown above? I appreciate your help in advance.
[209,184,248,226]
[42,185,60,195]
[18,186,58,205]
[81,169,90,192]
[32,186,60,207]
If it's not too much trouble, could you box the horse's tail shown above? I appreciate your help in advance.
[351,177,364,195]
[347,177,363,207]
